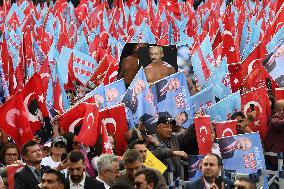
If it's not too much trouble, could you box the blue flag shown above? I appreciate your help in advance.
[122,68,158,131]
[218,132,266,174]
[152,71,194,128]
[104,79,126,108]
[191,85,215,113]
[188,155,204,181]
[205,91,241,121]
[83,84,106,109]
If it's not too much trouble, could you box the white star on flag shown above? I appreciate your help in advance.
[104,141,112,151]
[234,78,239,84]
[229,46,235,52]
[19,128,23,136]
[167,1,171,6]
[38,94,44,103]
[254,120,260,127]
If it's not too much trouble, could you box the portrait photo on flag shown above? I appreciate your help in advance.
[104,79,126,108]
[188,155,204,181]
[217,132,266,174]
[152,71,194,128]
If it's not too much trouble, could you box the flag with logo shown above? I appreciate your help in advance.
[104,79,126,108]
[191,85,215,113]
[188,155,204,181]
[144,149,167,174]
[194,116,212,155]
[215,120,238,139]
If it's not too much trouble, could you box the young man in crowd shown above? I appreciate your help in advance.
[41,169,65,189]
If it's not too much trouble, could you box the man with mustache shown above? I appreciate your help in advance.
[145,46,176,84]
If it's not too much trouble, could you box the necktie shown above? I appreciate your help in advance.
[35,169,42,182]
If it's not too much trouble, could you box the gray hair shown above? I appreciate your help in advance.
[96,154,118,175]
[149,46,163,53]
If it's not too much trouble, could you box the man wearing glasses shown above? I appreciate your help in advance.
[96,154,120,189]
[133,169,158,189]
[41,136,68,177]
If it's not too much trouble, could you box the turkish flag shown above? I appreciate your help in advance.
[58,102,86,133]
[99,105,128,156]
[159,0,180,15]
[228,63,243,93]
[23,73,49,133]
[241,87,269,140]
[0,91,33,148]
[7,165,24,189]
[275,88,284,101]
[215,120,238,139]
[90,54,110,86]
[194,116,212,155]
[221,30,240,65]
[102,55,119,85]
[77,104,100,146]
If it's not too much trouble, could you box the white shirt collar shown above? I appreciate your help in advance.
[96,176,110,189]
[204,178,211,189]
[70,172,86,187]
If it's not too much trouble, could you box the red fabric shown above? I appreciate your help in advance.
[159,0,180,15]
[194,116,212,155]
[275,88,284,101]
[7,165,24,189]
[0,91,33,148]
[102,55,119,85]
[91,54,111,86]
[228,63,243,93]
[241,87,270,140]
[58,102,86,132]
[78,104,100,146]
[215,120,237,139]
[98,105,128,156]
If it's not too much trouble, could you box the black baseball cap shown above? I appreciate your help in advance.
[157,116,176,126]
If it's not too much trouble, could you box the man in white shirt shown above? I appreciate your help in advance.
[96,154,120,189]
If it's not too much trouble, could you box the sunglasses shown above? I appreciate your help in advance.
[5,153,18,158]
[54,143,66,149]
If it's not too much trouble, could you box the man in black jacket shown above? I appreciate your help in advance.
[14,140,50,189]
[64,150,105,189]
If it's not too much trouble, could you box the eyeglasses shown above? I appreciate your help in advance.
[106,169,120,174]
[5,153,18,158]
[54,143,66,149]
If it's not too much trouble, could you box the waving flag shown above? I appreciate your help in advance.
[241,86,269,140]
[122,67,158,131]
[0,91,33,148]
[194,116,212,155]
[104,79,126,108]
[153,71,194,128]
[215,120,238,139]
[191,85,215,113]
[206,91,241,121]
[188,155,204,181]
[73,50,99,86]
[83,84,106,109]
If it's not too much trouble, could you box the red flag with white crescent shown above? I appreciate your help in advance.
[7,165,24,189]
[99,105,128,156]
[77,104,100,146]
[102,55,119,85]
[215,120,238,139]
[0,91,33,148]
[241,87,270,140]
[194,116,212,155]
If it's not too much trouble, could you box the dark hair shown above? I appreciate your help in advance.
[205,153,223,166]
[235,177,256,189]
[134,169,158,189]
[127,140,145,150]
[43,169,65,184]
[125,129,140,144]
[21,140,38,156]
[62,132,76,153]
[123,149,142,164]
[110,183,132,189]
[0,143,19,165]
[67,150,85,163]
[231,111,245,120]
[28,99,40,116]
[179,111,188,123]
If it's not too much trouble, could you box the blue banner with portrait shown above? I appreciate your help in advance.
[122,68,158,132]
[151,71,194,128]
[217,132,266,174]
[81,84,106,109]
[191,85,215,113]
[104,79,126,108]
[188,155,204,181]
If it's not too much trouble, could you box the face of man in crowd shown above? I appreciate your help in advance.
[134,174,154,189]
[201,155,221,183]
[67,159,85,184]
[133,80,146,96]
[156,123,173,139]
[168,78,180,91]
[106,88,119,102]
[134,144,147,163]
[103,161,120,186]
[94,94,104,105]
[235,138,252,151]
[41,173,64,189]
[233,180,252,189]
[125,160,143,181]
[4,147,19,165]
[175,112,187,126]
[51,142,66,157]
[24,144,43,165]
[149,47,163,63]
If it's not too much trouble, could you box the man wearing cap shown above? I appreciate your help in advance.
[41,136,68,177]
[147,116,189,180]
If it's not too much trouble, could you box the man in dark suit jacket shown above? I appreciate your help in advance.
[14,140,50,189]
[218,137,253,159]
[184,153,234,189]
[155,78,180,103]
[64,150,105,189]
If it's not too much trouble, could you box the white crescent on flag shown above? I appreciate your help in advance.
[24,92,39,122]
[69,118,84,132]
[6,108,20,128]
[101,118,117,132]
[222,128,234,137]
[243,101,262,116]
